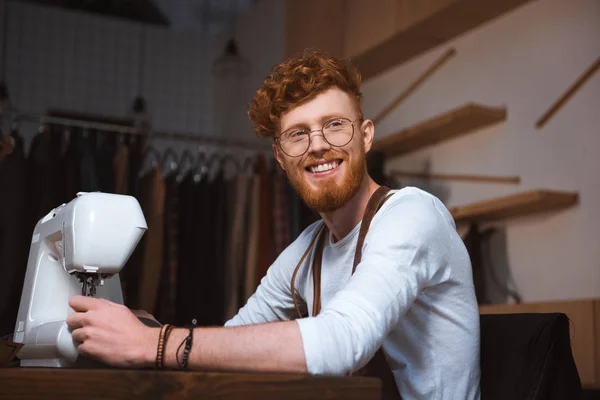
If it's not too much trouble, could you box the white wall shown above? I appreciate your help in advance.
[362,0,600,302]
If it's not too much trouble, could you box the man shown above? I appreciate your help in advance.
[67,51,481,399]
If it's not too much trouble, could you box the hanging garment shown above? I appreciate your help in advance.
[137,165,166,314]
[463,223,487,304]
[463,224,521,305]
[293,187,401,400]
[366,150,391,187]
[255,154,274,286]
[128,137,145,199]
[224,172,250,321]
[288,181,302,241]
[77,131,100,193]
[300,199,320,232]
[27,126,63,231]
[176,172,201,325]
[193,175,218,326]
[113,143,130,195]
[212,171,229,325]
[0,132,30,337]
[243,173,261,301]
[57,126,80,205]
[272,167,291,256]
[482,227,521,304]
[94,133,116,194]
[155,172,180,325]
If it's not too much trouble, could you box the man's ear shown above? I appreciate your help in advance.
[361,119,375,153]
[273,143,286,171]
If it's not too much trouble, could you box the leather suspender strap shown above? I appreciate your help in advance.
[291,223,324,319]
[291,186,401,400]
[290,186,393,318]
[352,186,393,274]
[312,186,393,317]
[311,227,328,317]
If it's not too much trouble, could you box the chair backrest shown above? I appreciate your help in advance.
[480,313,583,400]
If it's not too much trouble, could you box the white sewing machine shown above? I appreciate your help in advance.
[13,192,147,367]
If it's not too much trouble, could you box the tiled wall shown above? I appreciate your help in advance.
[0,0,284,155]
[2,0,214,149]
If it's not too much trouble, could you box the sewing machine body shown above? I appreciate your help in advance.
[13,192,147,367]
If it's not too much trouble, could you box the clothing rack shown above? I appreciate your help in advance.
[0,110,271,151]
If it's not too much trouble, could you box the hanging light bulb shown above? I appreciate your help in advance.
[212,38,251,78]
[212,0,251,78]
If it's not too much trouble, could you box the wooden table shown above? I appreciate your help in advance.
[0,367,381,399]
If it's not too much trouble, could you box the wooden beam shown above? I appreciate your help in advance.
[284,0,345,58]
[372,48,456,125]
[372,103,506,158]
[352,0,534,81]
[389,170,520,185]
[535,55,600,129]
[450,189,579,225]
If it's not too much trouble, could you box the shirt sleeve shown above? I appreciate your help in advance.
[296,192,457,375]
[224,222,321,327]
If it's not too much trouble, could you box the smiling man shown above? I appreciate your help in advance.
[66,51,481,399]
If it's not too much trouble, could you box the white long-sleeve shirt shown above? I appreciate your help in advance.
[225,187,481,399]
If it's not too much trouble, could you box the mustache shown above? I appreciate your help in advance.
[303,151,346,168]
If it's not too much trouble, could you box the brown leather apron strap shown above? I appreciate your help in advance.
[292,186,402,399]
[291,223,325,319]
[352,186,394,274]
[311,187,392,316]
[311,226,328,317]
[291,187,394,318]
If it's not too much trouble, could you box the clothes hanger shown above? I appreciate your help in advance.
[242,153,255,173]
[219,152,241,177]
[192,150,209,183]
[161,147,179,177]
[176,148,196,182]
[9,120,21,139]
[139,144,161,177]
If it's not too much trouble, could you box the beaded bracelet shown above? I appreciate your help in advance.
[155,324,174,369]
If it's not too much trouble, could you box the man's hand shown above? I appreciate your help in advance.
[66,295,158,368]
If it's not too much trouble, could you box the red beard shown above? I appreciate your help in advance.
[286,146,366,213]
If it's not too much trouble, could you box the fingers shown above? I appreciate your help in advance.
[71,326,92,343]
[76,340,100,359]
[66,312,89,329]
[69,295,106,312]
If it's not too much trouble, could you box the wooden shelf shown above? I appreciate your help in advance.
[450,190,579,225]
[352,0,535,81]
[372,103,506,157]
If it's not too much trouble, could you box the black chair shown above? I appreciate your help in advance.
[480,313,583,400]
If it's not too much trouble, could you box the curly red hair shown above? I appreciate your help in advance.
[248,50,363,139]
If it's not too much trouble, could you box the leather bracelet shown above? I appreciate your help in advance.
[177,318,197,369]
[155,324,173,369]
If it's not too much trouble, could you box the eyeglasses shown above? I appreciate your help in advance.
[275,117,362,157]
